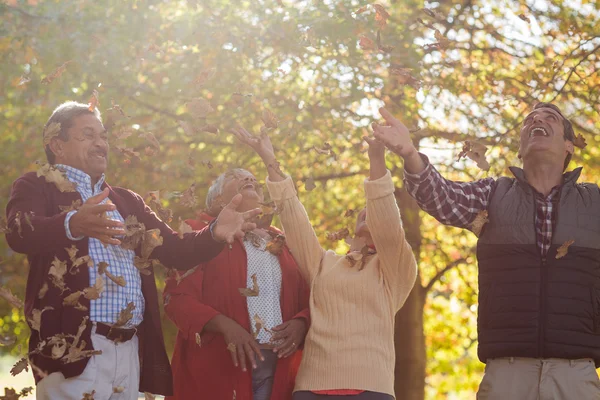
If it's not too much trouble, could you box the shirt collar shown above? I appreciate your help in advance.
[55,164,106,192]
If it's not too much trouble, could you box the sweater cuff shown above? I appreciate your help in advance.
[364,170,394,200]
[265,175,297,201]
[64,210,84,241]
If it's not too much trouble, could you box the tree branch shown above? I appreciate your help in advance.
[424,247,475,293]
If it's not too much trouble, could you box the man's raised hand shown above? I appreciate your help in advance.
[372,107,417,158]
[231,126,276,164]
[212,194,261,244]
[68,188,125,246]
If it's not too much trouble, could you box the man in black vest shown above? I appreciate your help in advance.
[371,103,600,399]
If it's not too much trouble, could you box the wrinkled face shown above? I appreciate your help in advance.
[355,208,370,237]
[220,170,264,210]
[51,114,108,179]
[518,108,573,164]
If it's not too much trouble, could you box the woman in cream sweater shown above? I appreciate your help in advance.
[232,126,418,400]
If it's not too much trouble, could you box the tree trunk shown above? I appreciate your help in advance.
[393,186,427,400]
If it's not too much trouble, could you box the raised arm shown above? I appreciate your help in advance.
[231,127,327,283]
[373,107,495,230]
[363,137,417,308]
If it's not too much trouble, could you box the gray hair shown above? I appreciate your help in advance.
[43,101,102,164]
[205,168,251,210]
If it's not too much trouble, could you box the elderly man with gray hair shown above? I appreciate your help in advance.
[163,167,311,400]
[5,101,262,399]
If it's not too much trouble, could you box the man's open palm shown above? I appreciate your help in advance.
[212,194,261,244]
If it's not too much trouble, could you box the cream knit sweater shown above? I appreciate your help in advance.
[266,171,418,397]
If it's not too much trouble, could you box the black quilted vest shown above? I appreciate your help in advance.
[476,167,600,365]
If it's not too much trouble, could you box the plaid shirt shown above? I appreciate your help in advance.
[59,165,144,327]
[403,154,560,257]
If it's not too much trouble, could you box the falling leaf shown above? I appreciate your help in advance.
[457,141,490,171]
[10,357,29,376]
[327,228,350,241]
[178,218,193,240]
[573,134,587,149]
[0,216,10,234]
[14,211,23,238]
[37,163,77,192]
[88,90,100,112]
[434,29,450,50]
[0,335,16,346]
[83,275,105,300]
[266,234,285,256]
[201,124,219,134]
[115,145,141,160]
[40,60,73,85]
[422,8,444,20]
[311,142,336,159]
[186,98,214,118]
[141,229,163,259]
[305,177,316,191]
[98,262,127,287]
[179,183,197,208]
[345,236,368,252]
[62,291,87,311]
[259,201,284,215]
[518,13,530,23]
[147,192,173,223]
[355,5,369,14]
[359,35,376,51]
[470,210,489,237]
[81,390,96,400]
[48,257,68,292]
[556,239,575,259]
[345,242,375,270]
[59,199,83,213]
[17,75,31,86]
[174,266,198,285]
[114,302,135,327]
[104,101,127,130]
[43,122,62,147]
[245,231,264,248]
[0,286,24,309]
[344,209,357,218]
[38,282,49,299]
[253,314,265,339]
[195,332,202,347]
[372,4,390,28]
[261,108,278,129]
[120,215,145,250]
[49,335,68,359]
[239,273,259,297]
[111,126,135,141]
[178,120,198,136]
[139,132,160,150]
[227,343,236,353]
[28,307,54,332]
[194,68,216,86]
[113,387,125,394]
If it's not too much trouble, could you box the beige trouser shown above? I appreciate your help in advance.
[36,325,140,400]
[476,357,600,400]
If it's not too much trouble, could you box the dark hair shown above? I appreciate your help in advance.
[532,102,574,170]
[43,101,102,164]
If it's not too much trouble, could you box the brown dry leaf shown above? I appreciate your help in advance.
[133,257,159,276]
[261,108,278,129]
[112,127,135,141]
[0,335,17,346]
[148,193,173,223]
[355,5,369,14]
[66,245,79,263]
[70,256,94,275]
[31,361,49,380]
[43,122,62,147]
[470,210,489,237]
[139,132,160,150]
[17,75,32,86]
[178,218,193,240]
[37,163,77,192]
[226,343,236,353]
[239,273,259,297]
[556,239,575,259]
[359,35,376,51]
[201,124,219,134]
[88,90,100,112]
[104,101,127,130]
[422,7,444,20]
[305,177,316,191]
[311,142,336,158]
[38,282,49,299]
[195,332,202,347]
[194,68,216,86]
[63,342,102,365]
[41,60,73,85]
[120,215,145,250]
[49,336,68,359]
[186,98,214,118]
[28,307,54,332]
[114,302,135,327]
[327,228,350,241]
[0,286,24,309]
[179,183,197,208]
[458,141,490,171]
[344,209,357,218]
[253,314,265,339]
[372,4,390,28]
[115,146,141,160]
[81,390,96,400]
[573,134,587,149]
[518,13,530,23]
[259,201,283,216]
[178,120,198,136]
[59,199,82,213]
[266,234,285,256]
[10,357,29,376]
[141,229,163,259]
[113,387,125,394]
[63,291,87,311]
[14,211,23,238]
[434,29,450,50]
[49,257,68,292]
[83,275,105,300]
[97,261,126,287]
[0,216,10,234]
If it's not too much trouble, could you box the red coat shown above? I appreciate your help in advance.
[164,214,311,400]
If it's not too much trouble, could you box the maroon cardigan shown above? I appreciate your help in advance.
[5,172,225,396]
[163,214,311,400]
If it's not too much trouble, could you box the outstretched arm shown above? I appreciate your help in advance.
[372,107,495,230]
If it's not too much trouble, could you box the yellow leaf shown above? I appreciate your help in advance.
[556,239,575,259]
[239,273,259,297]
[470,210,489,237]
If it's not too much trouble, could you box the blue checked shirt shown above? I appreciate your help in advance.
[58,165,144,327]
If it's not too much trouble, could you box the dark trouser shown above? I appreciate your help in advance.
[252,350,278,400]
[293,391,394,400]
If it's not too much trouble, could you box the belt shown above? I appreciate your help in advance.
[95,322,137,343]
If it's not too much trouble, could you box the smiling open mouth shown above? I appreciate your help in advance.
[529,127,549,138]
